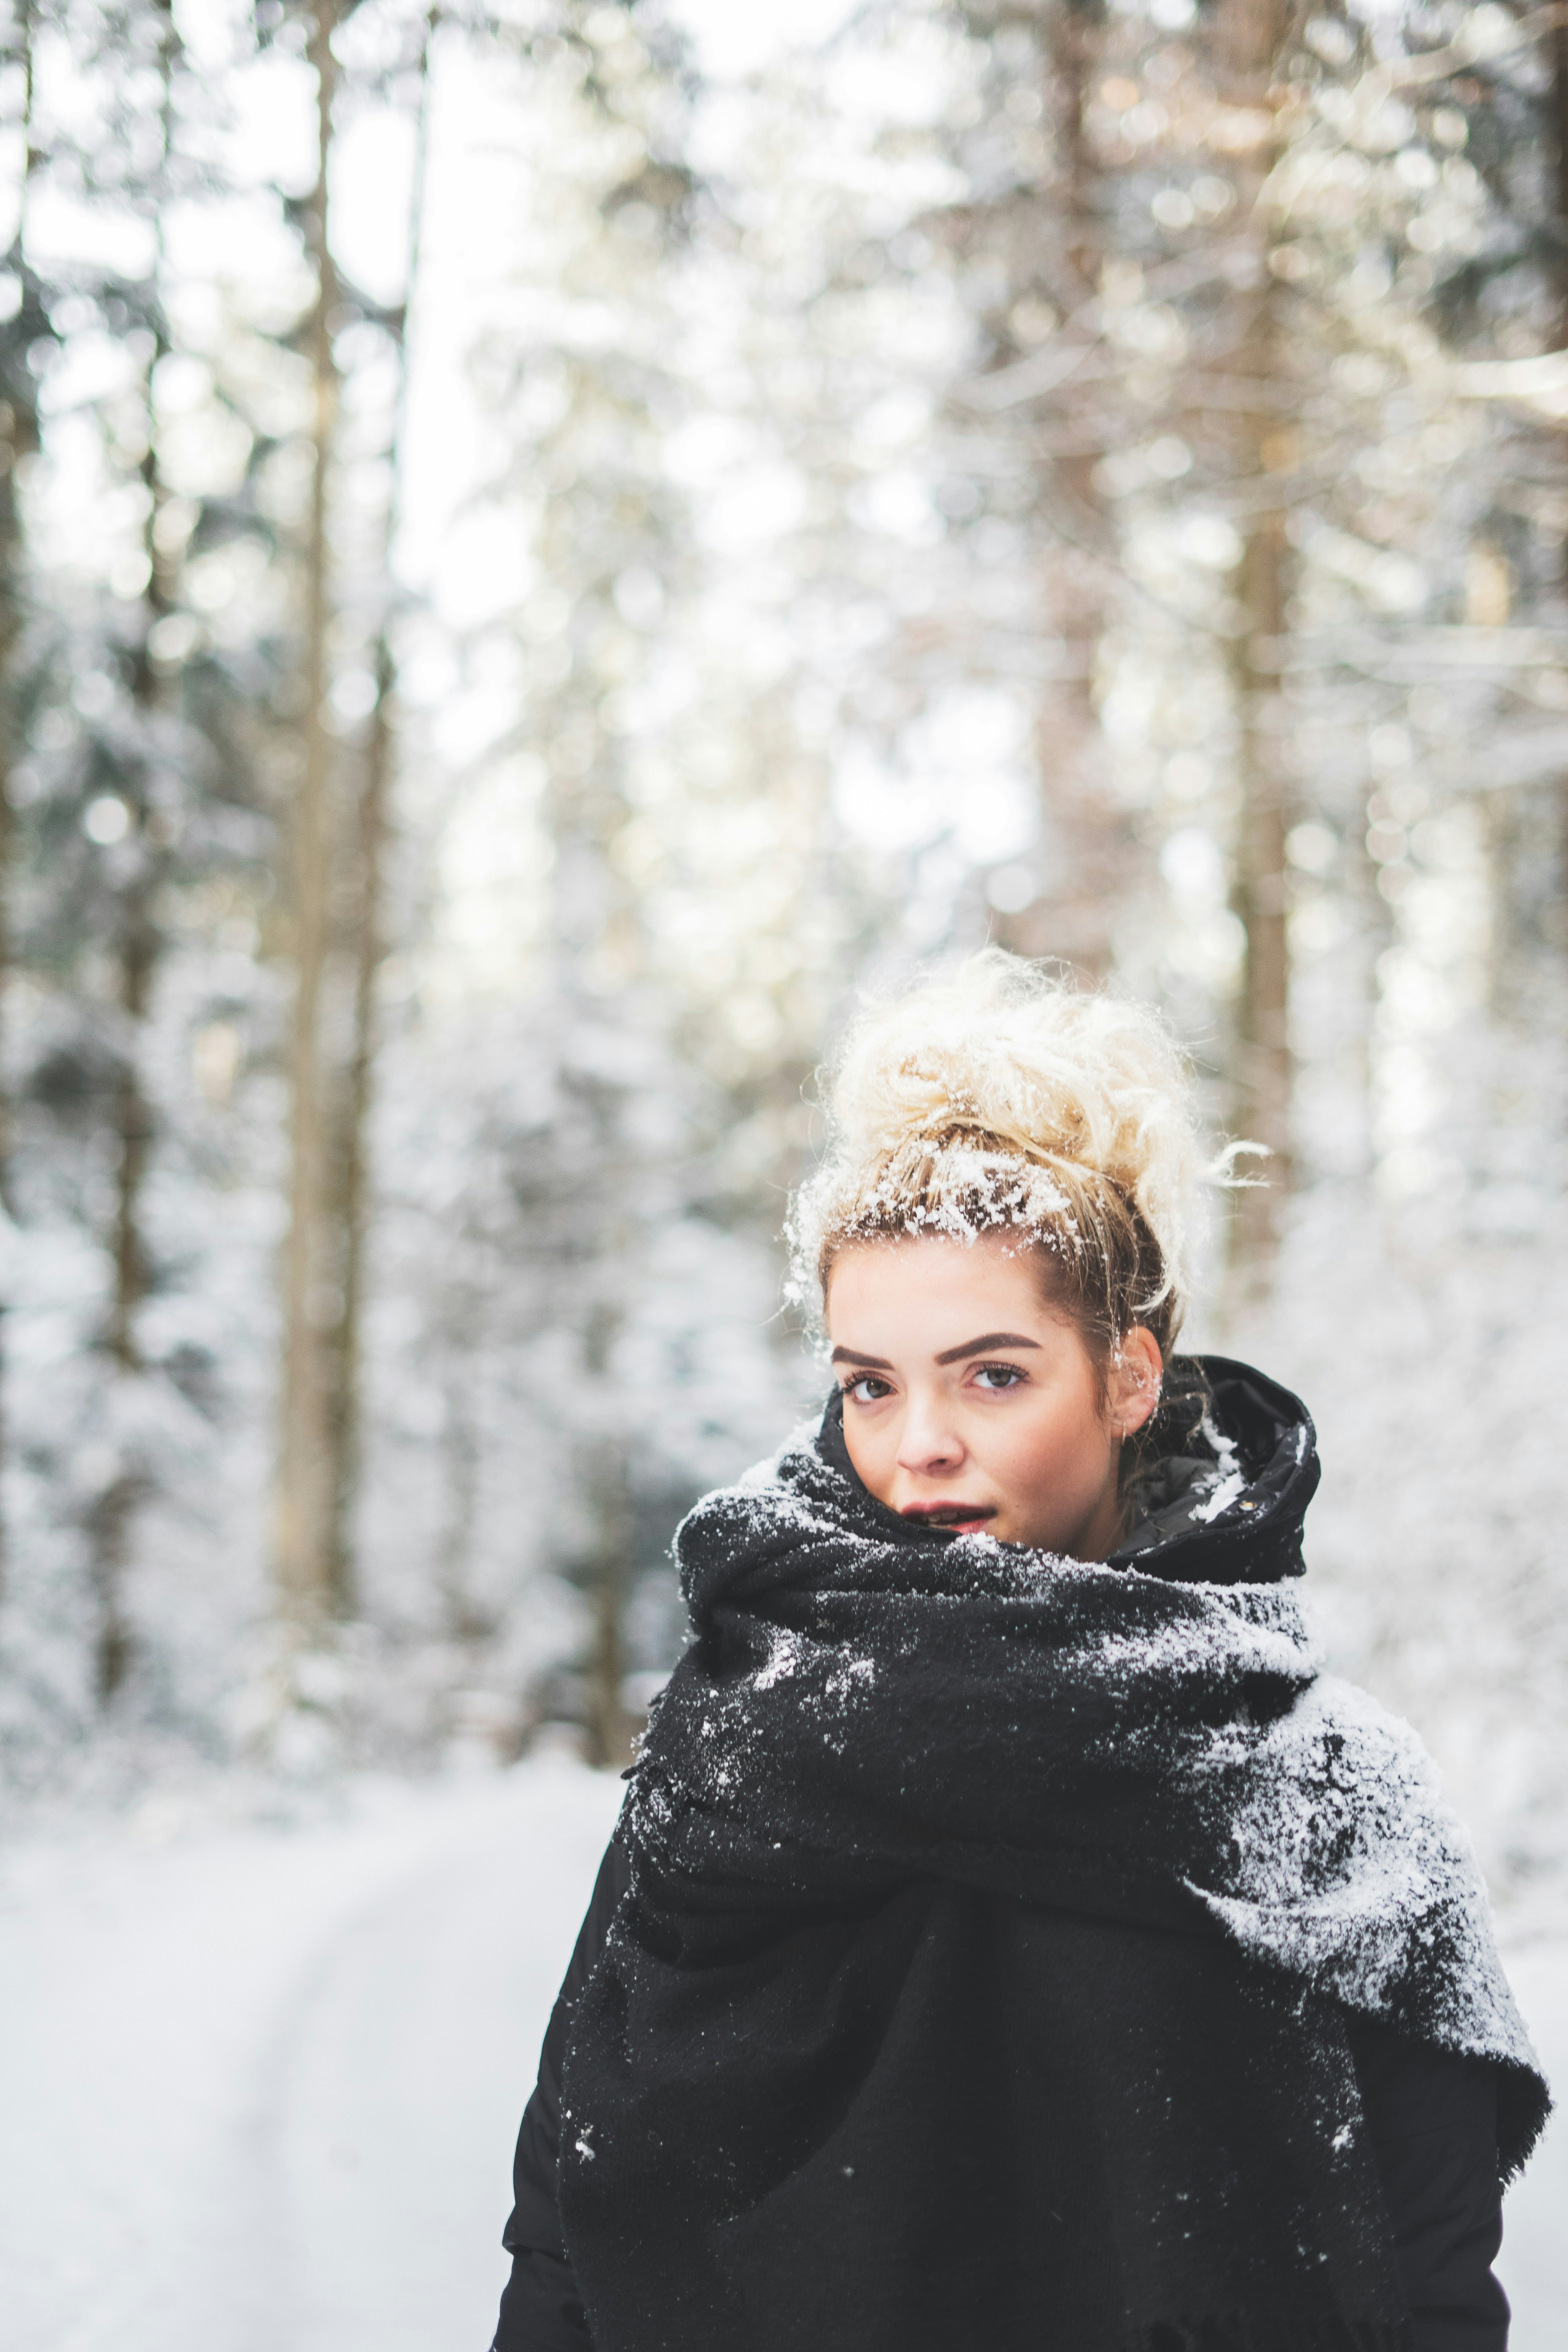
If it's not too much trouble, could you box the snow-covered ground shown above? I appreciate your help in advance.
[0,1757,1561,2351]
[0,1760,624,2352]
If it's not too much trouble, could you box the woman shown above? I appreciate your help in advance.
[492,954,1548,2352]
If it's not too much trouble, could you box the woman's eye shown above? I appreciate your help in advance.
[844,1375,892,1403]
[973,1363,1025,1391]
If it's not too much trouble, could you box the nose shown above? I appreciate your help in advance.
[895,1387,965,1480]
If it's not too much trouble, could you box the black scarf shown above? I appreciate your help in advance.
[559,1357,1547,2352]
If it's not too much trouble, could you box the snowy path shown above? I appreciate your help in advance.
[0,1762,624,2352]
[0,1759,1562,2351]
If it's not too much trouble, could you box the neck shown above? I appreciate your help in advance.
[1067,1461,1128,1563]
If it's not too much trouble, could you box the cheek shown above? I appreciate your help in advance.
[840,1406,913,1516]
[838,1405,887,1488]
[989,1386,1107,1494]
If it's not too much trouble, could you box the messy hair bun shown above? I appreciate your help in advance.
[788,951,1212,1360]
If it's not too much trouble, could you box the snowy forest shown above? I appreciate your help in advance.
[2,0,1566,1919]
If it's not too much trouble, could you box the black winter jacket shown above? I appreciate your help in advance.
[492,1840,1510,2352]
[492,1367,1515,2351]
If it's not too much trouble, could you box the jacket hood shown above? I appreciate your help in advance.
[817,1351,1319,1589]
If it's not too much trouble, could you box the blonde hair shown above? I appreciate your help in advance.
[788,951,1210,1363]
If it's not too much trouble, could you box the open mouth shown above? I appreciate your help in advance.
[902,1502,996,1531]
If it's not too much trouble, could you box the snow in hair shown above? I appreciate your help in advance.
[788,952,1209,1356]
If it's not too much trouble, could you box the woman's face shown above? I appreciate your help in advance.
[824,1230,1161,1561]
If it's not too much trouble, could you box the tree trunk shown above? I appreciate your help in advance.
[581,1438,633,1771]
[575,1274,633,1771]
[0,0,42,1605]
[436,1356,484,1639]
[322,13,432,1613]
[1228,508,1291,1263]
[1003,0,1138,978]
[0,543,11,1604]
[89,0,180,1704]
[93,903,156,1703]
[274,0,341,1633]
[1212,0,1293,1278]
[322,633,386,1615]
[1550,25,1568,969]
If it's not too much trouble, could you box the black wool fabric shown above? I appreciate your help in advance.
[556,1358,1547,2352]
[495,1843,1510,2352]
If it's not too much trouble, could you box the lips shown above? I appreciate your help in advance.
[901,1502,997,1530]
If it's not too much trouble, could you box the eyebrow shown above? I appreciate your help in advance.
[933,1331,1042,1365]
[829,1332,1043,1372]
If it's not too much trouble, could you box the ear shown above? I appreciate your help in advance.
[1111,1327,1163,1437]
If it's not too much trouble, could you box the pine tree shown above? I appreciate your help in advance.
[0,0,46,1597]
[1209,0,1294,1271]
[86,0,181,1699]
[0,0,285,1720]
[272,0,345,1635]
[932,0,1154,976]
[321,0,436,1611]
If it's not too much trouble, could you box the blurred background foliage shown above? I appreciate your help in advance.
[2,0,1565,1906]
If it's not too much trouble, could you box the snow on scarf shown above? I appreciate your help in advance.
[559,1359,1548,2352]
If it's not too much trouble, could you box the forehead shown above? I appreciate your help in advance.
[825,1230,1053,1336]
